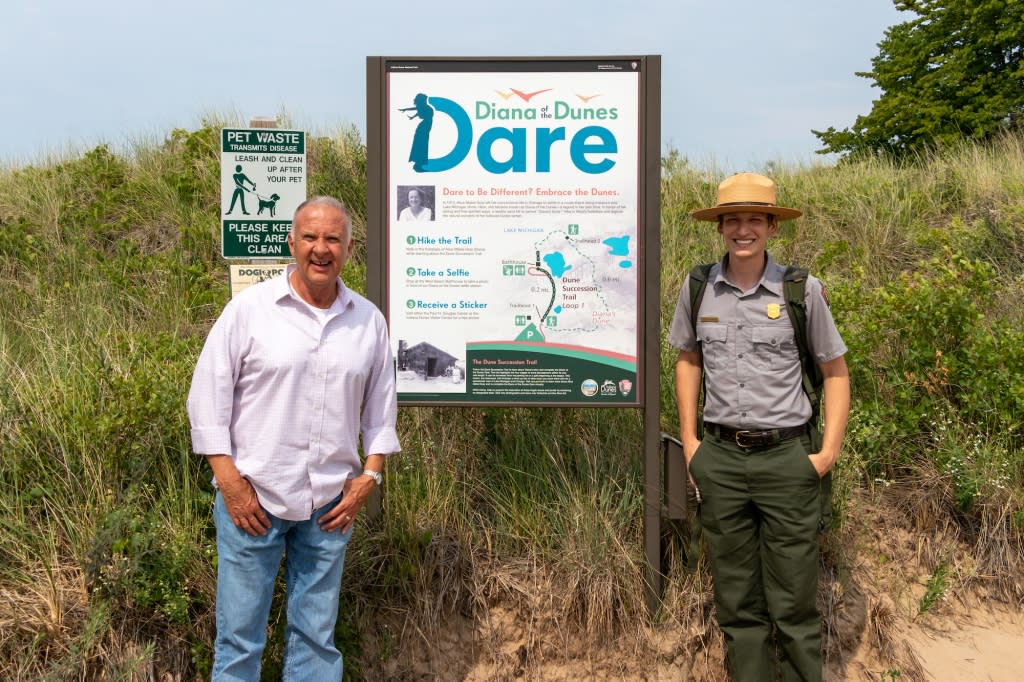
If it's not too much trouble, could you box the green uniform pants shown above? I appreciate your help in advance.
[689,432,823,682]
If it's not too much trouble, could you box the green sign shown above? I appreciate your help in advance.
[220,128,306,259]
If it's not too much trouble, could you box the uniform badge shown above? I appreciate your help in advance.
[766,303,781,319]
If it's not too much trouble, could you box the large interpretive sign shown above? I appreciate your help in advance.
[369,57,658,406]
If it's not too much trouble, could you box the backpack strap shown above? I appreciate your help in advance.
[782,266,823,421]
[686,263,715,440]
[687,263,714,334]
[783,266,833,530]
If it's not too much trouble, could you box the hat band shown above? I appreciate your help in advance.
[718,201,775,207]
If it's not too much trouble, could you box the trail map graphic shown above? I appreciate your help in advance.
[507,227,633,353]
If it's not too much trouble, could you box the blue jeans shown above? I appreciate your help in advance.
[212,491,352,681]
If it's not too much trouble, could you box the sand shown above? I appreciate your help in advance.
[905,609,1024,682]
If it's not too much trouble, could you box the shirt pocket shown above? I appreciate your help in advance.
[696,323,728,372]
[750,324,797,371]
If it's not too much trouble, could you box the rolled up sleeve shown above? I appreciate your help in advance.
[187,308,240,456]
[359,314,401,457]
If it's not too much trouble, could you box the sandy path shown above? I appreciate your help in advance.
[907,610,1024,682]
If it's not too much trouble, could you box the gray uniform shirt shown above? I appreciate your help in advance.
[668,254,847,429]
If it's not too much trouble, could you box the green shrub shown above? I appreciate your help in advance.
[835,249,1024,467]
[86,492,210,627]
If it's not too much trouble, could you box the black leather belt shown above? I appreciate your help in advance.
[704,422,807,448]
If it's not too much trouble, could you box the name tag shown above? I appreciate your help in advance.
[699,316,719,323]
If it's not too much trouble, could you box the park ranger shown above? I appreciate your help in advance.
[669,173,850,681]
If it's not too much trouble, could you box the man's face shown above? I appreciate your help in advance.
[717,211,777,260]
[287,204,353,299]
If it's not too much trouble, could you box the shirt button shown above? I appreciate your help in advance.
[739,383,745,388]
[738,353,744,359]
[738,324,744,330]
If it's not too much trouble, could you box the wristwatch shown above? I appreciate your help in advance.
[363,469,383,486]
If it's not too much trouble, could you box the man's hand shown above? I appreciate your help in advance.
[318,471,380,533]
[218,472,271,536]
[318,456,387,533]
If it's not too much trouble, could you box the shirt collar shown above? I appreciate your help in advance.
[274,263,352,312]
[714,252,785,296]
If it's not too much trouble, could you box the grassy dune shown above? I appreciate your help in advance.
[1,123,1022,680]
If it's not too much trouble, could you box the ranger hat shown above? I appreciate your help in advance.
[692,172,802,221]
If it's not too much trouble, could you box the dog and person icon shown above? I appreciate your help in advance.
[225,164,281,217]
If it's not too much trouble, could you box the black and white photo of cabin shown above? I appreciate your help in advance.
[396,339,466,393]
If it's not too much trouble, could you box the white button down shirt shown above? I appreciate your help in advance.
[187,265,400,520]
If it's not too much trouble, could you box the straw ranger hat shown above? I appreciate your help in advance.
[692,172,802,221]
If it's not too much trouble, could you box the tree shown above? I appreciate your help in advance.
[814,0,1024,158]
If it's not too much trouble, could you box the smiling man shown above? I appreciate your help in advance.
[187,196,400,680]
[669,173,849,682]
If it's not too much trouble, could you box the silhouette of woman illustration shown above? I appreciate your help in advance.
[399,93,433,172]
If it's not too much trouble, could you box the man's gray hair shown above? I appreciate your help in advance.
[292,196,353,239]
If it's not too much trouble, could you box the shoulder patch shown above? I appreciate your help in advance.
[820,285,831,308]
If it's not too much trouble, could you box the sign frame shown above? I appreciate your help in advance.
[220,127,307,259]
[366,56,660,409]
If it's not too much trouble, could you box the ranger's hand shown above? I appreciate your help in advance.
[807,451,836,479]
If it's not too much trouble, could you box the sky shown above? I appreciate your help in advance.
[2,0,904,169]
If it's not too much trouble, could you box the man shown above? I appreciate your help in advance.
[187,196,400,680]
[668,173,849,682]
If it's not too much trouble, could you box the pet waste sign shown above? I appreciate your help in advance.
[220,128,306,258]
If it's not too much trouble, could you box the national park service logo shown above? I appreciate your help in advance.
[766,303,782,320]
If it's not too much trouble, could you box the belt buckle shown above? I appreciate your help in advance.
[736,430,772,448]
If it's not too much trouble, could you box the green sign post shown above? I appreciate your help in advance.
[220,128,306,259]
